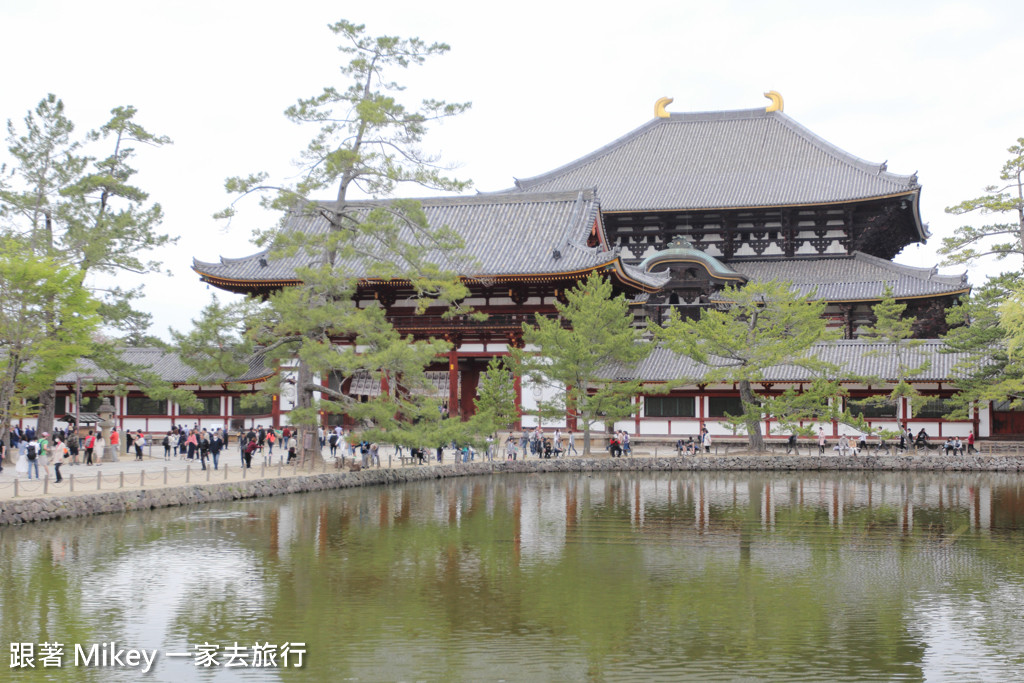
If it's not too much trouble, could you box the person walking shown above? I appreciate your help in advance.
[198,431,210,470]
[38,432,51,479]
[818,428,826,455]
[84,430,96,465]
[134,431,146,461]
[52,436,66,483]
[67,433,79,466]
[186,429,198,460]
[702,428,712,454]
[25,436,40,480]
[209,430,224,470]
[565,430,578,456]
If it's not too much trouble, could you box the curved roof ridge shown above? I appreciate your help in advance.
[510,109,777,193]
[853,251,965,284]
[511,119,664,192]
[771,112,918,189]
[330,188,598,207]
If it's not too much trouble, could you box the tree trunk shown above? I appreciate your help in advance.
[296,359,324,467]
[37,386,56,440]
[739,379,765,451]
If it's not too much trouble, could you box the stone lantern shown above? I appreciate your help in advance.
[97,396,118,463]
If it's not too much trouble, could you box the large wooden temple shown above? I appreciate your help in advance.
[194,95,1003,440]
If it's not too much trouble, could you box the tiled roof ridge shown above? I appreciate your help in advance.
[508,108,919,195]
[321,188,598,209]
[509,118,663,192]
[851,252,967,285]
[769,112,917,189]
[735,251,967,288]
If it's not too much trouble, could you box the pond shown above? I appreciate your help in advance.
[3,471,1024,681]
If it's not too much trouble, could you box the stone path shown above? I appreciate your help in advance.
[0,443,611,502]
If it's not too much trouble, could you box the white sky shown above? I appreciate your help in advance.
[2,0,1022,339]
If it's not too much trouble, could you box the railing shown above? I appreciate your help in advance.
[387,313,555,331]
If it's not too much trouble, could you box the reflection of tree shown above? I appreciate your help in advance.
[4,472,1024,680]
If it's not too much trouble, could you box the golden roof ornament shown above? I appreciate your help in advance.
[764,90,784,112]
[655,97,673,118]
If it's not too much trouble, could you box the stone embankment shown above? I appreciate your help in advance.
[4,454,1024,526]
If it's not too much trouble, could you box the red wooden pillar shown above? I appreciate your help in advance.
[271,393,281,429]
[698,385,706,431]
[634,394,641,435]
[448,347,460,417]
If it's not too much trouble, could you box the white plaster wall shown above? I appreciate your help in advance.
[519,375,566,429]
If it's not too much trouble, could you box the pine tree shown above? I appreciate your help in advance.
[850,285,929,430]
[941,274,1019,419]
[1,95,174,435]
[653,280,840,452]
[208,20,473,463]
[940,137,1024,269]
[512,273,654,456]
[468,356,519,445]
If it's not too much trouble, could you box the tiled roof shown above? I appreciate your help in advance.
[724,252,968,301]
[194,190,667,290]
[606,340,973,383]
[508,109,921,216]
[58,348,272,384]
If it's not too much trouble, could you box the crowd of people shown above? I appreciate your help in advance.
[675,428,713,455]
[1,419,988,484]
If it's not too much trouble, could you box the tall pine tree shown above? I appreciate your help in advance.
[208,20,473,462]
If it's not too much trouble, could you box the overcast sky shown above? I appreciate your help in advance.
[2,0,1022,339]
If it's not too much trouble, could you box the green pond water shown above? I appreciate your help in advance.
[3,471,1024,682]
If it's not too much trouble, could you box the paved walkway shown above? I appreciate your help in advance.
[5,438,1015,503]
[0,443,614,501]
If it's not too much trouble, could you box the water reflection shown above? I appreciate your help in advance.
[3,471,1024,681]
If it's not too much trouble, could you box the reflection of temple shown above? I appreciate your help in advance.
[311,473,1012,554]
[194,95,1011,439]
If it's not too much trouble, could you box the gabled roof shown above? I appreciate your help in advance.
[194,190,669,292]
[508,108,923,226]
[727,252,968,302]
[58,348,272,385]
[607,340,973,383]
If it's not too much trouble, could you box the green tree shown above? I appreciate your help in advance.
[467,356,519,447]
[653,280,840,452]
[0,95,174,435]
[512,273,654,456]
[849,286,929,432]
[940,277,1021,423]
[0,237,99,464]
[208,20,473,463]
[939,137,1024,268]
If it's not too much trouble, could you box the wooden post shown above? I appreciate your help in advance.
[120,472,124,489]
[164,467,168,485]
[186,465,191,483]
[140,470,145,488]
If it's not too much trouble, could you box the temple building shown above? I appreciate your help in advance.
[193,95,1004,441]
